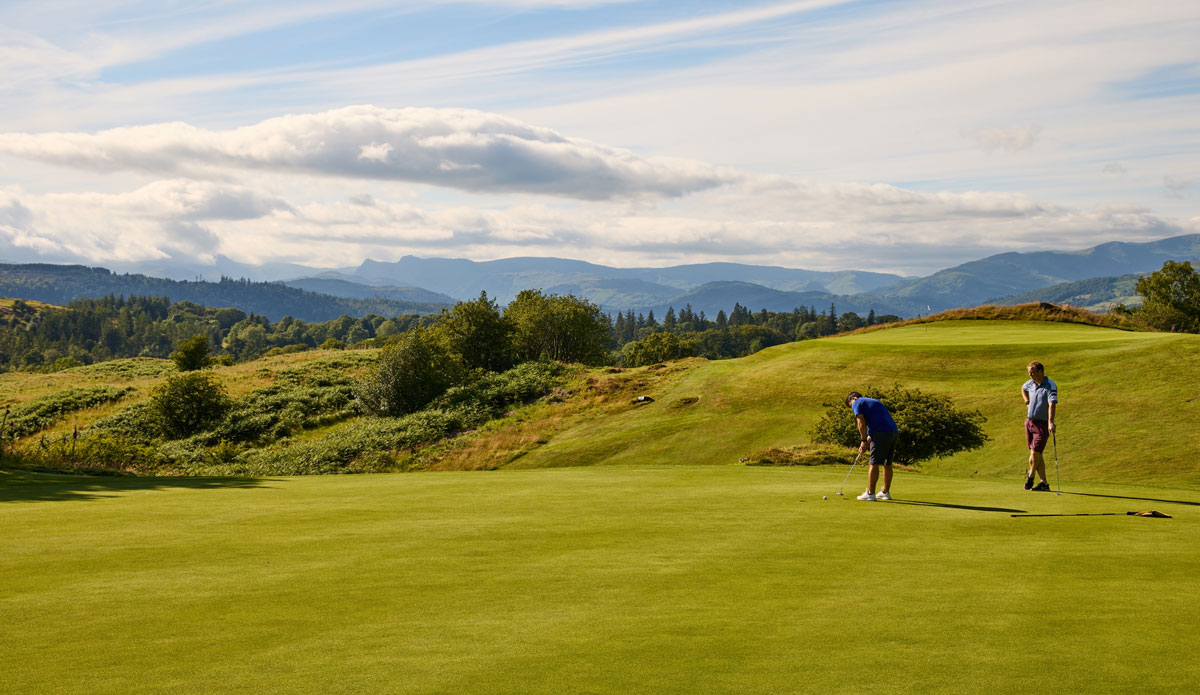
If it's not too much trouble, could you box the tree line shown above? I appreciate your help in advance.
[0,290,904,373]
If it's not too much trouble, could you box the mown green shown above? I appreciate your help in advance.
[2,466,1196,694]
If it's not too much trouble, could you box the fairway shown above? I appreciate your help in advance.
[3,466,1197,694]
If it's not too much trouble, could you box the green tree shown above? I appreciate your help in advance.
[431,291,514,372]
[621,332,696,367]
[809,384,988,465]
[837,312,864,332]
[150,372,231,439]
[171,333,213,371]
[504,290,610,364]
[1135,260,1200,333]
[356,328,465,416]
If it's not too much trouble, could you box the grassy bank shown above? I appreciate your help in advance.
[496,321,1200,487]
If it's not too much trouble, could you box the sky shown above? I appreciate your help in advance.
[0,0,1198,277]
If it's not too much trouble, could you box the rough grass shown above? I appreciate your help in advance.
[2,466,1197,694]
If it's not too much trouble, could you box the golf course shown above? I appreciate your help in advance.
[3,319,1199,693]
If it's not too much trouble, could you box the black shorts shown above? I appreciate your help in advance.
[869,431,898,466]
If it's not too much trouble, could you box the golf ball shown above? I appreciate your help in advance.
[822,495,827,500]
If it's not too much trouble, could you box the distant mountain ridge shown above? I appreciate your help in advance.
[3,233,1197,320]
[0,264,450,322]
[348,256,903,304]
[858,234,1200,315]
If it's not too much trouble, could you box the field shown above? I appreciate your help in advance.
[3,466,1197,694]
[3,319,1199,693]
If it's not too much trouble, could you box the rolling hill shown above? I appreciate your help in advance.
[444,319,1200,487]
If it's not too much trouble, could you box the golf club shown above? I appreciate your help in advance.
[1052,431,1060,496]
[836,450,863,496]
[1011,510,1171,518]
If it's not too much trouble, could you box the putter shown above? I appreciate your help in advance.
[1011,510,1171,518]
[1052,431,1060,496]
[836,450,863,496]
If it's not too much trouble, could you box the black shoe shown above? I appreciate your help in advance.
[1024,476,1034,490]
[1032,481,1051,492]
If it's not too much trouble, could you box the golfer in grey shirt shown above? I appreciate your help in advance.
[1021,361,1057,491]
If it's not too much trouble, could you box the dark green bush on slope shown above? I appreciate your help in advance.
[810,385,988,465]
[355,328,465,416]
[149,372,231,439]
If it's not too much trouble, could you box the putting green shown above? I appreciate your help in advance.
[3,466,1196,694]
[832,320,1165,345]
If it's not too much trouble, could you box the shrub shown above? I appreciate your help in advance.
[744,443,854,467]
[2,386,135,441]
[171,333,213,371]
[149,372,231,439]
[621,333,696,367]
[355,329,465,416]
[14,432,160,473]
[809,385,988,465]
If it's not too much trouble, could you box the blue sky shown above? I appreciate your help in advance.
[0,0,1197,275]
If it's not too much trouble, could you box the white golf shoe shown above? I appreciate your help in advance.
[876,491,892,500]
[856,491,876,501]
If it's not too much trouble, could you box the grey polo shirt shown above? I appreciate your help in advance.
[1023,377,1058,421]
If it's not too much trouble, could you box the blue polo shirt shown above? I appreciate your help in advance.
[1023,377,1058,421]
[852,397,898,436]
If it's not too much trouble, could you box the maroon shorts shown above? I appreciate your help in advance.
[1025,418,1049,453]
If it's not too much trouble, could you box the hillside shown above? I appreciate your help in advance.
[992,274,1142,311]
[0,264,450,322]
[440,319,1200,487]
[862,233,1200,314]
[4,315,1196,488]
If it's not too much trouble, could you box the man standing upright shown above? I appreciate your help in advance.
[846,391,899,501]
[1022,361,1058,491]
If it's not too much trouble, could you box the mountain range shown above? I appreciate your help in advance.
[2,234,1197,321]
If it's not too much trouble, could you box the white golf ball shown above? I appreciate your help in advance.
[822,495,827,500]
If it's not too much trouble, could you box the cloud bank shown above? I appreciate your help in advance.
[0,106,736,200]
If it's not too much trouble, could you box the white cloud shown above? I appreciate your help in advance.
[1164,176,1195,199]
[2,173,1192,275]
[0,106,738,200]
[966,125,1042,154]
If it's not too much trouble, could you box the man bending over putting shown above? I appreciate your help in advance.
[1021,361,1058,492]
[846,392,899,501]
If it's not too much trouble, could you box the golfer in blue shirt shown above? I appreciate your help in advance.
[846,392,899,501]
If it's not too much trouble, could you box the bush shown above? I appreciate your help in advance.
[355,329,465,416]
[149,372,231,439]
[2,386,135,441]
[171,333,213,371]
[621,333,696,367]
[437,361,566,424]
[14,432,160,473]
[744,443,854,466]
[809,385,988,465]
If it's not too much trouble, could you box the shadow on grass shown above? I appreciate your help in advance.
[887,499,1026,514]
[0,469,268,503]
[1061,491,1200,507]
